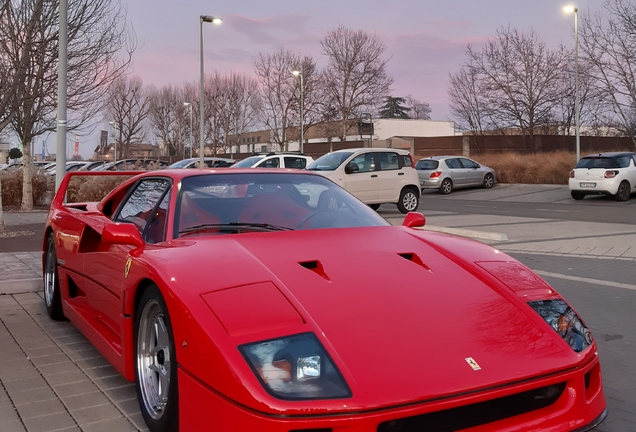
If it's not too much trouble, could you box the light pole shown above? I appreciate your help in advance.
[55,0,68,190]
[199,15,222,168]
[183,102,193,159]
[109,121,117,162]
[292,70,304,153]
[564,5,580,162]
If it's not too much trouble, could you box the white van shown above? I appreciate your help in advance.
[307,148,420,213]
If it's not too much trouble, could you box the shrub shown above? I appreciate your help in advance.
[0,167,54,207]
[66,175,135,203]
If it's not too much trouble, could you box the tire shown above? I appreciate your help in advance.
[397,188,419,214]
[571,191,585,200]
[482,173,495,189]
[614,181,631,202]
[135,286,179,432]
[369,204,381,211]
[44,234,64,320]
[439,178,453,195]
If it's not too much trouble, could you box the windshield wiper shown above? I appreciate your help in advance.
[179,222,294,235]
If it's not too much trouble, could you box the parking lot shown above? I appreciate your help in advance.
[1,184,634,431]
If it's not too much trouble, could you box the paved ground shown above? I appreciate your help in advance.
[0,185,634,431]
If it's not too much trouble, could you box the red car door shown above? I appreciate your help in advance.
[82,178,172,350]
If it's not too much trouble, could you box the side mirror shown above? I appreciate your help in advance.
[402,212,426,228]
[344,163,359,174]
[475,163,481,169]
[103,222,144,249]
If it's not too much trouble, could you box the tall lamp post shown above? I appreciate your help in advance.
[199,15,222,168]
[564,5,580,162]
[292,70,304,153]
[108,121,117,162]
[55,0,68,190]
[183,102,193,159]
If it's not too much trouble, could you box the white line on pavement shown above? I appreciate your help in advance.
[534,270,636,291]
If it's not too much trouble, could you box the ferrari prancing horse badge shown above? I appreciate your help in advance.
[465,357,481,371]
[125,257,132,278]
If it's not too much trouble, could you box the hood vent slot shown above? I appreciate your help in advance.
[398,253,431,272]
[299,260,330,281]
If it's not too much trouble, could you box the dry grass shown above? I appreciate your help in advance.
[472,151,585,184]
[0,168,54,207]
[66,175,136,203]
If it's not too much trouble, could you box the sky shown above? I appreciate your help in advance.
[42,0,600,159]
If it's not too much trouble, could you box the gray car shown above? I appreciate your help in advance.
[416,156,496,194]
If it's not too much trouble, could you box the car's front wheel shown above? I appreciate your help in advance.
[571,191,585,200]
[614,181,631,201]
[44,234,64,320]
[439,178,453,195]
[482,173,495,189]
[135,286,179,432]
[397,187,419,214]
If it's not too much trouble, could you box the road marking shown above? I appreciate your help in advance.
[534,270,636,291]
[466,205,495,208]
[536,209,569,212]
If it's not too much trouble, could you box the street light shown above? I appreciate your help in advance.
[564,5,580,162]
[183,102,193,159]
[199,15,222,169]
[108,121,117,162]
[292,70,304,153]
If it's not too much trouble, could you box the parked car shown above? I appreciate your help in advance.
[45,161,88,175]
[416,156,496,194]
[569,152,636,201]
[308,148,420,213]
[92,159,170,171]
[169,157,236,169]
[43,169,606,431]
[231,152,313,169]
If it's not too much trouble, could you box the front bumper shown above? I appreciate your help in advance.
[568,177,621,195]
[178,357,606,432]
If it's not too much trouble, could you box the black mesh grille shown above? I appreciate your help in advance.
[377,383,566,432]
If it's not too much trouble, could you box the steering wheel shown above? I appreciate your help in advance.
[296,210,333,229]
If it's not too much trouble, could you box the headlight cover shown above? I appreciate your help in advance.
[239,333,351,400]
[528,299,593,353]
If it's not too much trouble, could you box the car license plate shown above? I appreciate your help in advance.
[579,182,597,188]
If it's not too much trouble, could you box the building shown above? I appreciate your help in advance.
[0,142,9,164]
[93,143,159,161]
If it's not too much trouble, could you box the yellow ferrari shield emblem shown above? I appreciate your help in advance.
[465,357,481,371]
[125,257,132,278]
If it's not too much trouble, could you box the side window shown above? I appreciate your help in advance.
[348,153,376,173]
[257,157,280,168]
[399,154,412,168]
[378,152,400,171]
[284,157,307,169]
[445,158,462,169]
[632,155,636,166]
[459,158,477,169]
[617,156,630,168]
[145,190,171,244]
[115,179,171,235]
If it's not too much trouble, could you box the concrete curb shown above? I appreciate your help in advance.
[417,225,509,242]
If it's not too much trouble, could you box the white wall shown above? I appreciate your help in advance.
[371,119,455,141]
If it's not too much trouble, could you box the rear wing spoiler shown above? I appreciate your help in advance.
[52,171,146,208]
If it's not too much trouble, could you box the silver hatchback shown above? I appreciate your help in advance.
[416,156,496,194]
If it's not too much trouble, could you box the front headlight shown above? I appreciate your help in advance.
[239,333,351,400]
[528,299,593,353]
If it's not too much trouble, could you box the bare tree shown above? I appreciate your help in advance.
[3,0,134,210]
[580,0,636,147]
[227,73,261,155]
[148,84,188,157]
[107,76,150,159]
[405,95,432,120]
[449,27,569,152]
[288,56,320,148]
[253,48,301,151]
[321,26,393,141]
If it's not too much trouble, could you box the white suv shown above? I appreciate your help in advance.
[307,148,421,213]
[231,153,313,169]
[569,152,636,201]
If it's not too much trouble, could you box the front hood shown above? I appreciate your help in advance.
[165,227,584,409]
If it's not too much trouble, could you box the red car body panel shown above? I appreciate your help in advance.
[43,170,606,431]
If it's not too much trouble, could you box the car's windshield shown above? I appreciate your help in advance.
[307,152,353,171]
[415,159,439,170]
[575,157,622,169]
[231,156,264,168]
[175,172,388,237]
[169,160,191,169]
